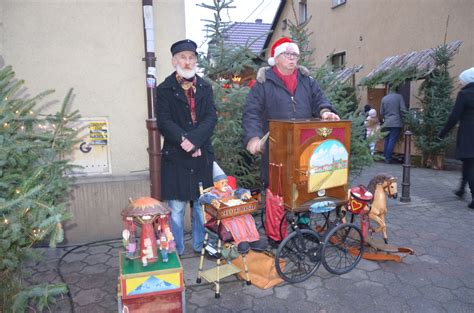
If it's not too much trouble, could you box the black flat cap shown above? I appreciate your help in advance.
[170,39,197,56]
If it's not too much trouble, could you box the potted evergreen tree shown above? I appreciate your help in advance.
[406,45,455,169]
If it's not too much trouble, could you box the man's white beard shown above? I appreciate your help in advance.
[176,65,197,79]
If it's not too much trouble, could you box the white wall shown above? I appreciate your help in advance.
[1,0,185,176]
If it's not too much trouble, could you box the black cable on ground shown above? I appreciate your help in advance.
[56,238,121,313]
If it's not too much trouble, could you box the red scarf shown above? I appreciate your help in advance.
[176,74,197,124]
[272,67,298,95]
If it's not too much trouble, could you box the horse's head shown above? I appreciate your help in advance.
[384,177,398,199]
[368,174,398,199]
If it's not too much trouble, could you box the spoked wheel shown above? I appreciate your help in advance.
[275,229,322,283]
[321,223,363,275]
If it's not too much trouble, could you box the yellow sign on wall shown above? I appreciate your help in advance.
[69,117,111,176]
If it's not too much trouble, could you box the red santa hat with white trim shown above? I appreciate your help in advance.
[268,37,300,66]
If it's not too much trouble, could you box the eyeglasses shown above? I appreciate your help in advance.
[281,52,300,60]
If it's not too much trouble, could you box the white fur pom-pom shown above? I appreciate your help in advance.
[268,57,275,66]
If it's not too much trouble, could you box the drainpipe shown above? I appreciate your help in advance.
[141,0,161,199]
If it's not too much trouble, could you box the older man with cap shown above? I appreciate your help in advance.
[438,67,474,209]
[155,39,217,255]
[242,37,339,184]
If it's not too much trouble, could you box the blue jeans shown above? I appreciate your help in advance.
[383,127,402,162]
[168,199,205,255]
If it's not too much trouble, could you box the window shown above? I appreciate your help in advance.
[299,0,307,24]
[331,0,347,9]
[331,52,346,70]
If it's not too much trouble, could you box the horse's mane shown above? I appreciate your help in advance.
[367,174,394,194]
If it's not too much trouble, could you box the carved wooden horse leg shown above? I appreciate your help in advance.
[368,176,397,244]
[369,212,387,243]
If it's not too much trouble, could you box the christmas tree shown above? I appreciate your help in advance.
[0,65,80,311]
[406,45,455,168]
[198,0,260,188]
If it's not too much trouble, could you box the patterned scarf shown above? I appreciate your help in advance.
[176,74,197,123]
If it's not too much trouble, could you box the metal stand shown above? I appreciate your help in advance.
[400,131,412,202]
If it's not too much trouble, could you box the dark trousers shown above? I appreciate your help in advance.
[383,127,402,162]
[461,157,474,197]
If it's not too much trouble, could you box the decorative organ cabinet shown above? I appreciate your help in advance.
[268,119,352,211]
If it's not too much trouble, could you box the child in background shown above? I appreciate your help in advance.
[365,109,380,155]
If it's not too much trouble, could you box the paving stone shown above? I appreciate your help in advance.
[74,288,107,306]
[196,305,232,313]
[75,275,107,289]
[306,287,340,305]
[79,263,109,275]
[406,296,448,313]
[368,292,411,312]
[83,253,110,266]
[340,268,369,281]
[367,269,399,284]
[60,260,87,273]
[429,268,465,289]
[251,295,300,312]
[242,284,274,298]
[75,303,110,313]
[386,281,422,300]
[273,283,306,300]
[452,286,474,304]
[419,284,455,302]
[418,255,441,264]
[355,258,381,271]
[441,299,474,313]
[87,244,113,255]
[62,251,89,263]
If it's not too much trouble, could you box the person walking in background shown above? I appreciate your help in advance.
[365,108,380,155]
[380,85,407,163]
[242,37,339,184]
[155,39,217,254]
[438,67,474,209]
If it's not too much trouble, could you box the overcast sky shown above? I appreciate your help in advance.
[185,0,280,53]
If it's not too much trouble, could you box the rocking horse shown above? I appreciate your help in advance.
[344,175,413,263]
[367,174,398,244]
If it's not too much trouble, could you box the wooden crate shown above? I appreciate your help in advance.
[118,289,184,313]
[119,251,184,304]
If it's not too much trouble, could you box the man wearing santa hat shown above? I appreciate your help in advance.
[242,37,339,183]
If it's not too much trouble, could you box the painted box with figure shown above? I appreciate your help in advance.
[118,250,184,301]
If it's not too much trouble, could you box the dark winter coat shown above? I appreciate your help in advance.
[380,91,407,128]
[438,82,474,160]
[242,66,337,183]
[156,72,217,200]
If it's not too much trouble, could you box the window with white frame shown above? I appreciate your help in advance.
[299,0,307,23]
[331,0,347,9]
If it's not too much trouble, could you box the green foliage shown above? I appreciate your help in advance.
[405,45,455,165]
[287,18,315,71]
[360,67,419,90]
[312,62,374,176]
[198,0,258,81]
[198,0,260,188]
[0,65,79,312]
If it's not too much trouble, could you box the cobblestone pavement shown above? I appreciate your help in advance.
[27,162,474,312]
